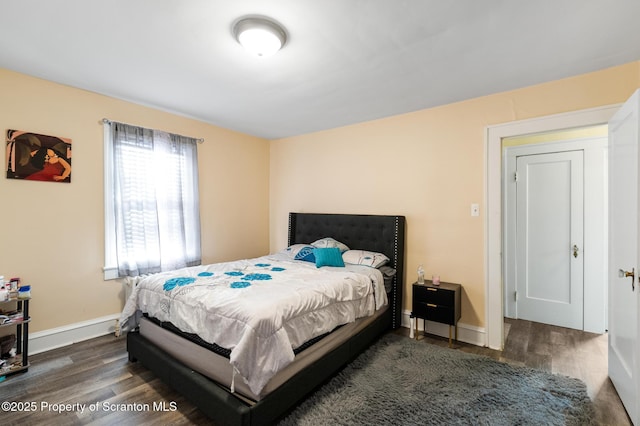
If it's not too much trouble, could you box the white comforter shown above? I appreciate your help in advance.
[119,253,387,396]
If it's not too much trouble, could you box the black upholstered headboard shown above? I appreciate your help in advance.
[288,212,406,329]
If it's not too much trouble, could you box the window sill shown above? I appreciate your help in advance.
[103,266,119,281]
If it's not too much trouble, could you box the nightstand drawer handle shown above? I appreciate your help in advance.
[427,288,438,292]
[427,303,437,308]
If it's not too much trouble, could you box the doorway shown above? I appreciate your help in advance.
[485,104,620,350]
[486,100,637,424]
[503,132,607,332]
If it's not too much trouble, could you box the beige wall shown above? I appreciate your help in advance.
[3,60,639,337]
[0,68,270,333]
[269,61,640,329]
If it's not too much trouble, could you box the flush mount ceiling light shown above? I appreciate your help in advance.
[233,16,287,57]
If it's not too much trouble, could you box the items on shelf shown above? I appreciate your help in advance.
[0,334,16,358]
[18,285,31,299]
[10,277,20,289]
[2,276,21,290]
[0,312,25,325]
[0,276,30,300]
[0,275,31,378]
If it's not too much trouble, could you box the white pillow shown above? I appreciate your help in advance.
[342,250,389,268]
[311,237,350,253]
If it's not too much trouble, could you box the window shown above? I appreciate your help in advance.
[103,121,201,279]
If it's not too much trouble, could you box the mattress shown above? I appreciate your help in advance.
[138,306,386,401]
[120,252,387,396]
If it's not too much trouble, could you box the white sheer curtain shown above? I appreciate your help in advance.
[111,122,201,277]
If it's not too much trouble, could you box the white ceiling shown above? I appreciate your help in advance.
[2,1,640,139]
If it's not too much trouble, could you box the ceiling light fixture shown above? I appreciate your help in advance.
[233,16,287,57]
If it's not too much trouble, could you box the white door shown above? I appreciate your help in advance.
[609,89,640,425]
[515,151,584,329]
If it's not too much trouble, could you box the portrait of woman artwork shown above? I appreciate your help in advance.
[5,130,72,183]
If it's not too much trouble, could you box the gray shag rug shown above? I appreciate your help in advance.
[279,333,595,425]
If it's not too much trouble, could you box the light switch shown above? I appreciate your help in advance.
[471,203,480,217]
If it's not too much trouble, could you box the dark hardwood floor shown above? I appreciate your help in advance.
[0,318,631,425]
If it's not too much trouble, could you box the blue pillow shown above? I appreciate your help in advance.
[294,245,316,263]
[313,247,345,268]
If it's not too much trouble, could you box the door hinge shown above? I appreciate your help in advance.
[514,172,519,182]
[514,291,518,301]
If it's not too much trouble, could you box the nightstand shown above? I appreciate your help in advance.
[411,280,461,347]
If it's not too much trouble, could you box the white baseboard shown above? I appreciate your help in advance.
[29,313,121,355]
[28,310,485,355]
[401,310,486,347]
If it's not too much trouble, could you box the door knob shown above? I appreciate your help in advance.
[618,268,636,291]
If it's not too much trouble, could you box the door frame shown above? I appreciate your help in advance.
[504,139,606,331]
[485,104,621,350]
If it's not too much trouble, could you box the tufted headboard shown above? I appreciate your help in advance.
[288,212,406,329]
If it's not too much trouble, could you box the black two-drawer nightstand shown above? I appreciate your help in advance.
[411,280,461,347]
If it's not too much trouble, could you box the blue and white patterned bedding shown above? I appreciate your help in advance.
[119,252,387,396]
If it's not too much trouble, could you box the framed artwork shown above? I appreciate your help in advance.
[6,130,72,182]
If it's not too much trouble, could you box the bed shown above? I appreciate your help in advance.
[123,212,405,425]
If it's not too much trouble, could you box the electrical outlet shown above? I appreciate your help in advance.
[471,203,480,217]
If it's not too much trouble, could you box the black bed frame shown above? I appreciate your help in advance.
[126,212,406,425]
